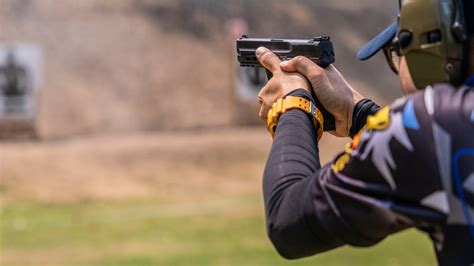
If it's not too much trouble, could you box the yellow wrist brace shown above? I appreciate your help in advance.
[267,96,324,141]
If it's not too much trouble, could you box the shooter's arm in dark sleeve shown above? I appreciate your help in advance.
[262,90,382,259]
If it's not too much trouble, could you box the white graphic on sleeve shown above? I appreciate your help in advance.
[424,86,435,115]
[464,173,474,194]
[391,96,407,110]
[358,112,414,190]
[421,190,449,214]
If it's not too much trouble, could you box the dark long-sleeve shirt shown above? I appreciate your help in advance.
[263,84,474,265]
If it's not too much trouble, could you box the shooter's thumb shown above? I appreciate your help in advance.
[256,47,281,73]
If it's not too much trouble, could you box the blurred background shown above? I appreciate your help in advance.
[0,0,436,265]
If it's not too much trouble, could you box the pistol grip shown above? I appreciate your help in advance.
[312,94,336,132]
[306,80,335,132]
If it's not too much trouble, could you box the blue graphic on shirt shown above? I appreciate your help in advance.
[452,149,474,237]
[465,75,474,87]
[402,99,420,130]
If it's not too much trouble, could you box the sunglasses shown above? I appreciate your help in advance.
[382,29,413,74]
[383,40,401,74]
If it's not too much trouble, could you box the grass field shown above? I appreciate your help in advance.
[1,196,436,266]
[0,129,437,266]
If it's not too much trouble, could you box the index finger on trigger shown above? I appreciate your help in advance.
[256,47,281,74]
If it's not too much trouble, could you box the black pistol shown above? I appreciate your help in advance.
[236,36,336,132]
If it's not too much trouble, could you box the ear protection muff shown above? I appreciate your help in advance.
[398,0,469,88]
[451,0,469,85]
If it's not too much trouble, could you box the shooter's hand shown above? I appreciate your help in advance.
[280,57,364,137]
[256,47,310,120]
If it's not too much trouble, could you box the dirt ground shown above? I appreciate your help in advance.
[0,127,348,204]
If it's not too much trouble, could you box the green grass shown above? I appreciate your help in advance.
[1,197,437,266]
